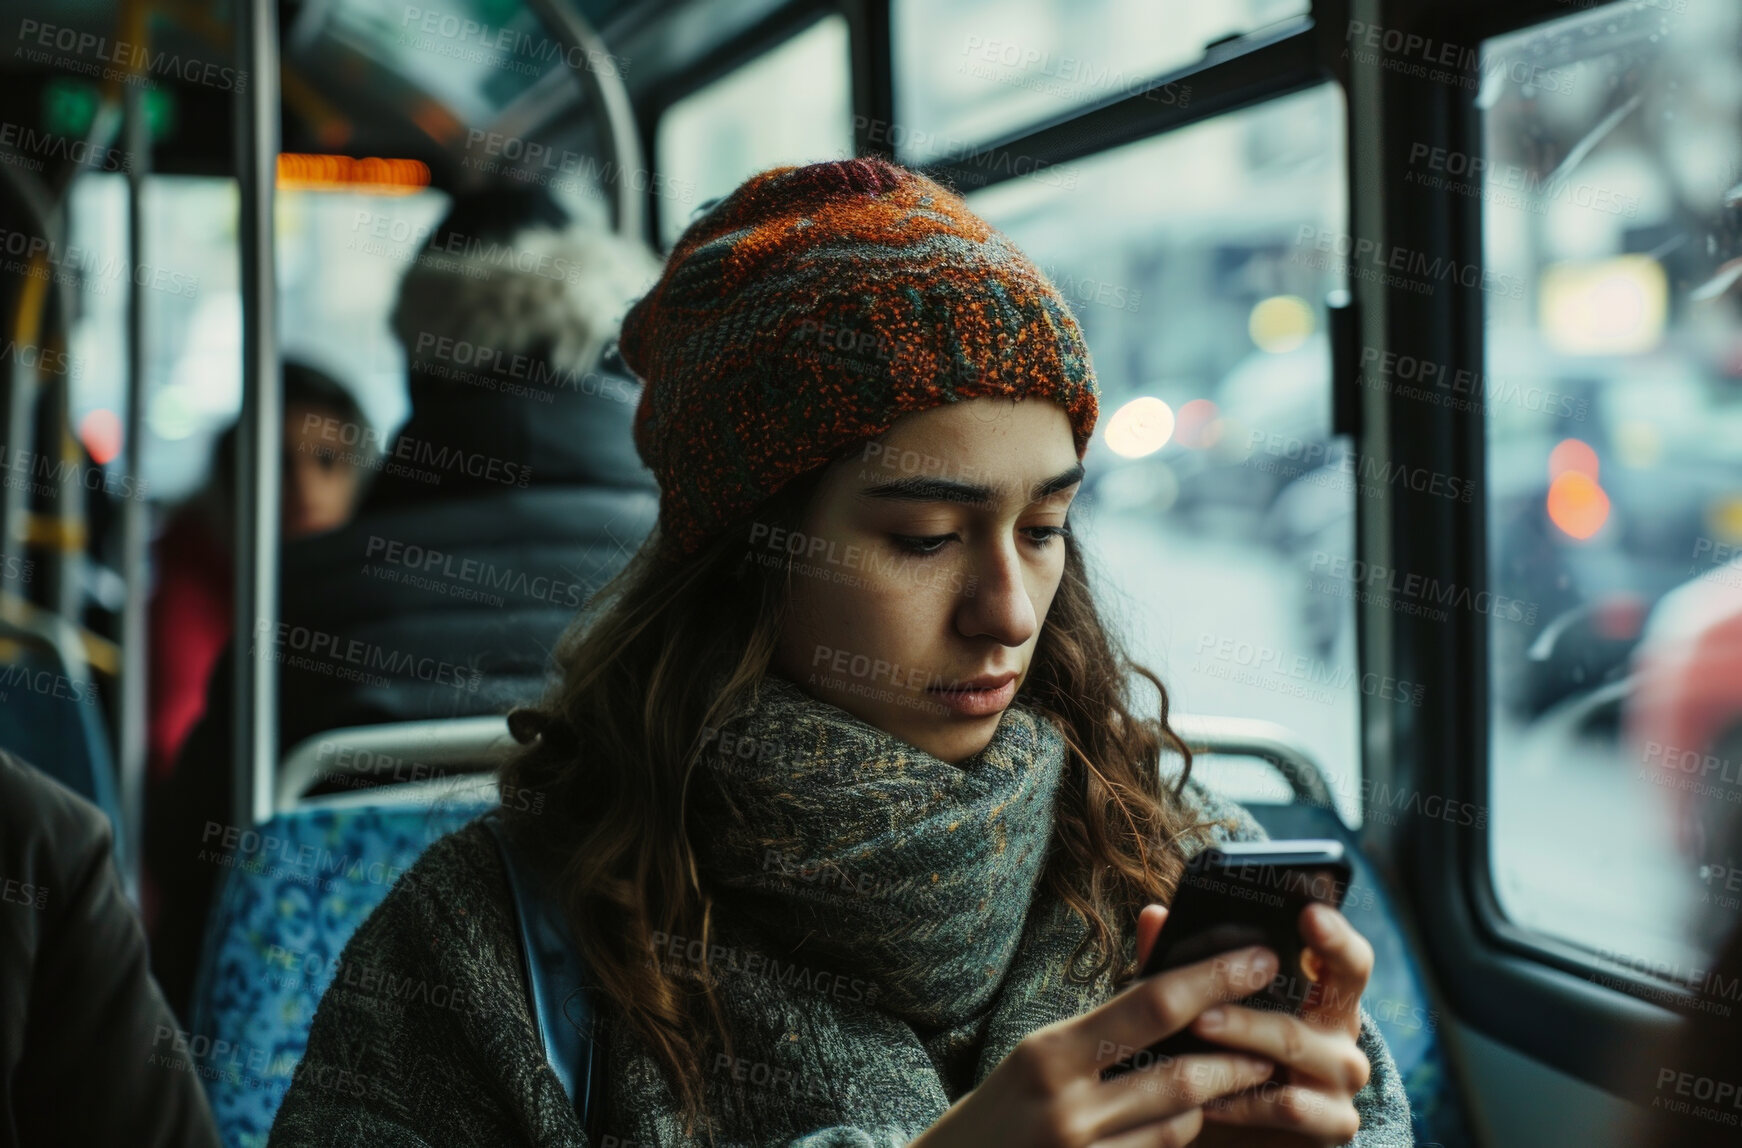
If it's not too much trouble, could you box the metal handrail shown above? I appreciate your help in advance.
[1168,713,1341,814]
[526,0,646,239]
[273,712,1343,821]
[116,70,151,901]
[277,715,515,812]
[232,0,282,828]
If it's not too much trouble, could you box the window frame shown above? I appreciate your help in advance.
[912,12,1326,193]
[1367,0,1687,1099]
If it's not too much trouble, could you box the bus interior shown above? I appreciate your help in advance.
[1,0,1740,1145]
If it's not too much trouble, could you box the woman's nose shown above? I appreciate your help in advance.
[955,541,1039,648]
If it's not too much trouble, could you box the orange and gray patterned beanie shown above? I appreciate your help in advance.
[619,158,1099,555]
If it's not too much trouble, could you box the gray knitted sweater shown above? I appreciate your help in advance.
[268,775,1413,1147]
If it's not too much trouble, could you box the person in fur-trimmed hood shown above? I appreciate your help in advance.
[267,160,1415,1148]
[148,189,663,1018]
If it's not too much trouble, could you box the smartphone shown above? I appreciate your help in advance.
[1104,840,1352,1076]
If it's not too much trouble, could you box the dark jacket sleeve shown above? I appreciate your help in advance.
[0,750,220,1148]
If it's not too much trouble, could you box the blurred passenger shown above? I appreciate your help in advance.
[148,188,661,1016]
[0,749,219,1147]
[146,361,371,790]
[269,161,1412,1147]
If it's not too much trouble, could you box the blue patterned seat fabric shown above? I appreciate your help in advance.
[1245,801,1474,1148]
[187,790,495,1148]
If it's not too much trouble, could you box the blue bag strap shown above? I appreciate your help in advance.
[482,813,598,1128]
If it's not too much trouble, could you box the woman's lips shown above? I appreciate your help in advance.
[927,675,1018,717]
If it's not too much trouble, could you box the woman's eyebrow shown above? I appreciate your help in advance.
[858,463,1084,506]
[1031,463,1085,500]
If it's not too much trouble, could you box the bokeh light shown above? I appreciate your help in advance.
[1546,471,1610,540]
[78,409,122,465]
[1248,295,1315,354]
[1548,438,1599,482]
[1103,396,1176,458]
[1174,398,1221,448]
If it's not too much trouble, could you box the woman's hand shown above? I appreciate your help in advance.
[910,912,1280,1148]
[1186,903,1377,1147]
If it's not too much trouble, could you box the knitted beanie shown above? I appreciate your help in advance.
[619,157,1099,555]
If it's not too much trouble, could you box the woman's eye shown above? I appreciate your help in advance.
[1023,525,1070,548]
[891,533,956,555]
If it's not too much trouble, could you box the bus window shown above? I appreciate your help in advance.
[1481,0,1742,973]
[967,85,1359,821]
[66,175,233,507]
[67,174,437,504]
[277,184,450,446]
[324,0,570,123]
[891,0,1308,166]
[655,14,853,247]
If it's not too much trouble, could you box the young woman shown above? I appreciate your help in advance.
[270,159,1413,1147]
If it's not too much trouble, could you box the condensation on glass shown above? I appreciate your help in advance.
[1482,0,1742,978]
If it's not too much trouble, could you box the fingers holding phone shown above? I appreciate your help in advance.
[1183,905,1379,1147]
[1297,902,1376,1039]
[1189,1000,1369,1144]
[908,942,1281,1148]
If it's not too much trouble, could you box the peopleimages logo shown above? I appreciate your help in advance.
[0,121,132,172]
[1405,143,1640,219]
[364,534,589,609]
[348,209,600,288]
[252,618,484,692]
[1343,20,1572,95]
[1293,226,1526,299]
[400,5,628,79]
[0,225,199,299]
[958,35,1191,107]
[1308,553,1539,625]
[0,337,80,380]
[0,443,147,502]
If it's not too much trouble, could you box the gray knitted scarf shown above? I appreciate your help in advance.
[598,675,1114,1147]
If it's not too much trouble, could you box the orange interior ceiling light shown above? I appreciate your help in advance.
[276,153,430,193]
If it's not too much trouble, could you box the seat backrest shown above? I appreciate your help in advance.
[0,637,126,881]
[1244,802,1474,1148]
[187,777,495,1148]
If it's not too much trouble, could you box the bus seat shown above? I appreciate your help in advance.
[0,622,128,885]
[1244,801,1474,1148]
[186,775,496,1148]
[275,714,516,810]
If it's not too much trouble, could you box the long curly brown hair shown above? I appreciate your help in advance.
[499,462,1214,1124]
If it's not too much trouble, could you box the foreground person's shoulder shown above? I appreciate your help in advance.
[388,816,511,906]
[267,816,577,1147]
[354,817,523,971]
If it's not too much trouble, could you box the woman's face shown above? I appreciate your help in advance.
[282,402,364,539]
[770,397,1082,764]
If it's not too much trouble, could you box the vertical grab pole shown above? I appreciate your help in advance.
[524,0,643,240]
[233,0,281,829]
[117,72,152,893]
